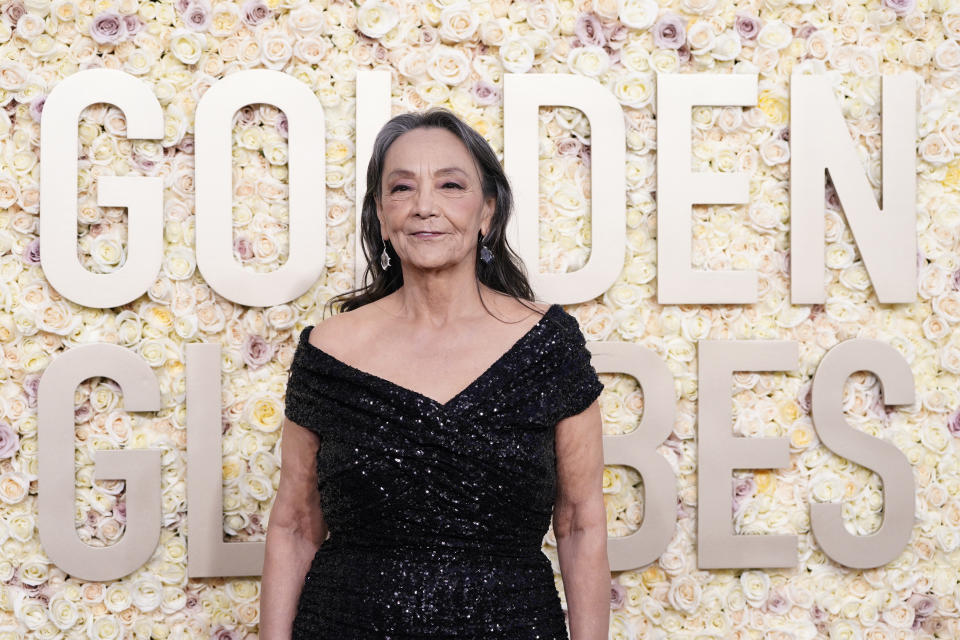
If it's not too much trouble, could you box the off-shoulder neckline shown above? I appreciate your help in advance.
[297,303,561,411]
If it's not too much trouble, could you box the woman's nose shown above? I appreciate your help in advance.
[414,184,438,216]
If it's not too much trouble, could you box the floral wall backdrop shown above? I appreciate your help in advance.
[0,0,958,637]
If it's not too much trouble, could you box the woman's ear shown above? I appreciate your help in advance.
[481,196,495,234]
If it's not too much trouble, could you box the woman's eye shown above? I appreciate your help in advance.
[390,185,410,193]
[443,182,463,189]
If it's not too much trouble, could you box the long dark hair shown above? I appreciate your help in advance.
[324,108,538,320]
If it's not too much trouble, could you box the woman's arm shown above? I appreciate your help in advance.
[553,399,610,640]
[260,418,328,640]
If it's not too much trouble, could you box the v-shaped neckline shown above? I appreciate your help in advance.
[300,303,560,411]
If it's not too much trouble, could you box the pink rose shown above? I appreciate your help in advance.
[574,13,605,47]
[735,14,761,41]
[471,80,500,106]
[242,334,275,369]
[90,11,126,45]
[2,1,25,27]
[182,0,211,32]
[610,580,626,610]
[654,14,686,49]
[235,236,254,261]
[0,421,18,458]
[241,0,271,27]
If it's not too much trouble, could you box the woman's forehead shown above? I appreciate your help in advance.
[384,130,476,174]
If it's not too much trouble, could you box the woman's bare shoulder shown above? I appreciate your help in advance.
[487,294,552,321]
[307,306,375,353]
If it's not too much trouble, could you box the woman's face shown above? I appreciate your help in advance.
[377,127,495,274]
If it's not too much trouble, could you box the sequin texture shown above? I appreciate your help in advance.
[282,303,604,639]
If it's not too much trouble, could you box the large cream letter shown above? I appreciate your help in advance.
[591,342,677,570]
[186,342,264,576]
[38,344,162,580]
[810,339,915,568]
[503,73,625,304]
[657,74,758,304]
[39,69,163,308]
[698,340,798,568]
[195,70,326,306]
[790,74,917,303]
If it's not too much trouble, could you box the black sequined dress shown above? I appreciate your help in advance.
[282,303,604,639]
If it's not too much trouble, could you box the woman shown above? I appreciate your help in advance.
[261,108,609,639]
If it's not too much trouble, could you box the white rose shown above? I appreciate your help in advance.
[293,36,329,64]
[618,0,658,29]
[209,3,242,38]
[15,597,47,630]
[239,472,274,502]
[396,47,428,79]
[687,22,716,54]
[17,14,44,42]
[712,32,742,61]
[903,41,931,66]
[479,18,508,46]
[882,603,915,629]
[91,237,123,271]
[259,30,293,70]
[824,242,855,269]
[613,72,655,108]
[47,593,79,630]
[658,546,688,576]
[739,570,770,607]
[104,582,132,613]
[244,395,284,433]
[356,1,399,39]
[567,45,610,77]
[936,39,960,70]
[426,46,470,85]
[8,513,33,542]
[668,575,702,613]
[131,575,163,612]
[174,315,198,340]
[500,37,535,73]
[650,49,679,73]
[807,30,833,59]
[168,29,203,65]
[18,555,48,586]
[759,138,790,165]
[438,1,478,42]
[161,586,186,613]
[288,4,325,35]
[519,2,553,31]
[850,46,879,76]
[87,614,122,640]
[756,20,792,50]
[0,472,28,504]
[160,245,196,280]
[944,9,960,39]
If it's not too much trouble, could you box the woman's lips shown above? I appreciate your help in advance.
[412,232,444,238]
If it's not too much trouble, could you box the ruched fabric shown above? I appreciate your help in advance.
[283,303,604,639]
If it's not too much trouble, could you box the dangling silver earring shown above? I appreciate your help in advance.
[479,232,494,264]
[380,239,391,270]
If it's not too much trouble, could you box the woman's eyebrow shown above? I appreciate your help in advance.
[386,167,468,180]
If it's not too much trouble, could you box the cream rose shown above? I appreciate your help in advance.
[87,614,122,640]
[0,471,28,504]
[356,0,398,38]
[438,2,478,42]
[244,395,283,433]
[168,29,203,65]
[618,0,658,29]
[426,46,470,85]
[567,44,610,77]
[668,575,702,613]
[757,20,792,50]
